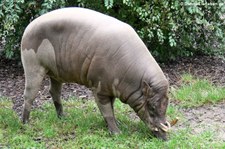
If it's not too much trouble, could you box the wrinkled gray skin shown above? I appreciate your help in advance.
[21,7,170,140]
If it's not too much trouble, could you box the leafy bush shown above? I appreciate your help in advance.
[0,0,224,61]
[0,0,66,58]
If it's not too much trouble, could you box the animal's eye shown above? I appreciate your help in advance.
[148,104,154,110]
[149,109,155,117]
[148,104,156,116]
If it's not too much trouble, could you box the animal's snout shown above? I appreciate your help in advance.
[152,128,168,141]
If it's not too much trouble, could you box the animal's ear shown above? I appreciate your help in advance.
[142,81,153,97]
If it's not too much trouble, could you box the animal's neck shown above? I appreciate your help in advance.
[125,90,146,112]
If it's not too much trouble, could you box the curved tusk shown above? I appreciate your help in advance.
[166,121,171,129]
[154,127,159,132]
[159,117,179,132]
[160,123,169,132]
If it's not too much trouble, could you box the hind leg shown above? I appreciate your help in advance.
[49,77,63,118]
[22,66,46,123]
[21,48,47,124]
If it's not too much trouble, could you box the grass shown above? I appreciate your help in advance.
[170,74,225,107]
[0,74,225,148]
[0,95,225,148]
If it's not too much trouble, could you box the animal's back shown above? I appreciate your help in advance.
[21,8,150,86]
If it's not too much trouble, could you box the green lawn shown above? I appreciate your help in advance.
[170,74,225,107]
[0,74,225,148]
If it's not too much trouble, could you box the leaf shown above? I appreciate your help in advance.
[104,0,114,9]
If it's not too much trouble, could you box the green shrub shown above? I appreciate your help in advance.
[0,0,224,61]
[0,0,66,59]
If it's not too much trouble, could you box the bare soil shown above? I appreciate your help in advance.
[0,55,224,141]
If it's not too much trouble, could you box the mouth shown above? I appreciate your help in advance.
[152,130,168,141]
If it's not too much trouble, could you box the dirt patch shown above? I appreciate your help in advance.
[176,102,225,141]
[0,55,225,141]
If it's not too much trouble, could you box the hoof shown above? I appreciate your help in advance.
[109,129,121,135]
[22,117,29,124]
[57,112,66,119]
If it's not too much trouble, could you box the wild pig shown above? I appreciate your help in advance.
[21,7,171,140]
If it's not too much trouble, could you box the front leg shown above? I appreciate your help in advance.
[94,92,120,134]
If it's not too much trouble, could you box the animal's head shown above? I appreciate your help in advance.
[137,81,171,141]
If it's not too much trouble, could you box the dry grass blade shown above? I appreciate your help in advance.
[170,117,179,126]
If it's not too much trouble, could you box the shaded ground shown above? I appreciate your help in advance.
[0,55,225,141]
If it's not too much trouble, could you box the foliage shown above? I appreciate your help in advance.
[170,74,225,107]
[0,0,66,59]
[0,97,224,148]
[0,0,224,61]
